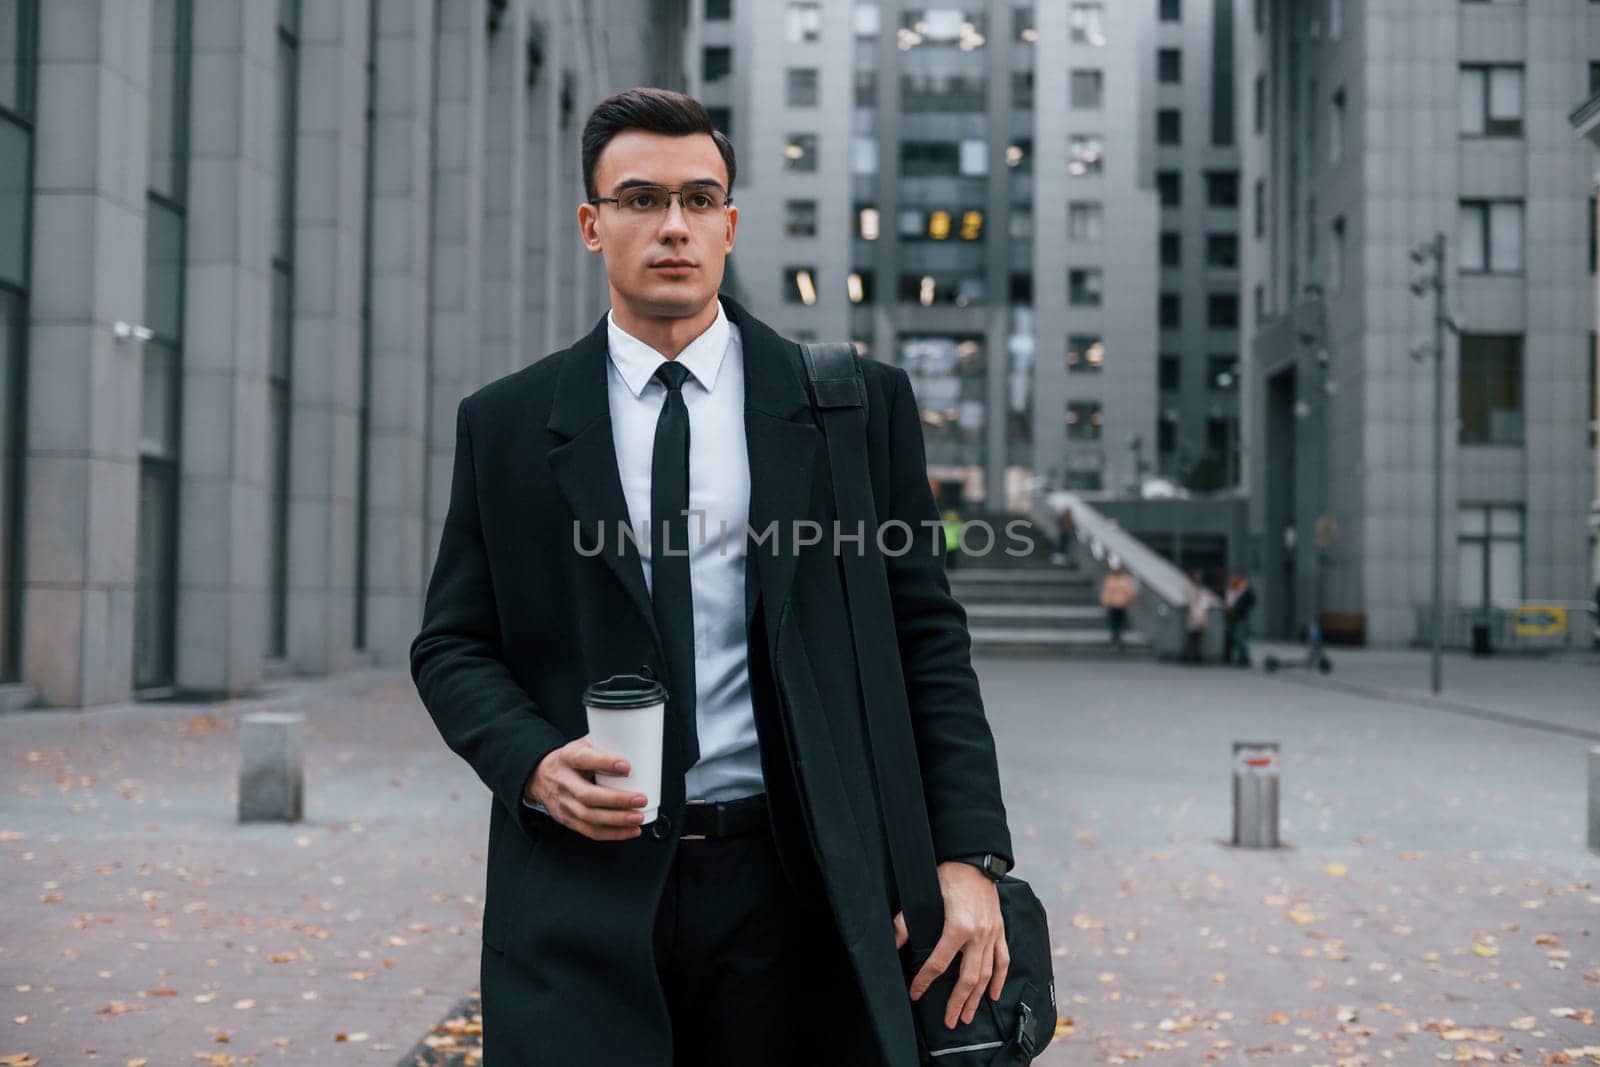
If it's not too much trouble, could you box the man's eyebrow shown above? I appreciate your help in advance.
[611,178,727,193]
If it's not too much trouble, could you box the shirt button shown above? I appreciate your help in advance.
[651,815,672,840]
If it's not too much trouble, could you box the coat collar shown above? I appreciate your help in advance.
[545,295,822,656]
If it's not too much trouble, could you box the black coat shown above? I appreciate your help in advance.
[410,295,1013,1066]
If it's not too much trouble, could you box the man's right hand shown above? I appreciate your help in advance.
[524,736,649,841]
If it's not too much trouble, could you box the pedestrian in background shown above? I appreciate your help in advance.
[1051,506,1075,566]
[1182,570,1213,663]
[1225,573,1256,668]
[1099,563,1136,652]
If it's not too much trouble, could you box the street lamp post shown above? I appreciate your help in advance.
[1410,233,1453,695]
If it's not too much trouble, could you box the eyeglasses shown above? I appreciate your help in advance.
[589,183,733,219]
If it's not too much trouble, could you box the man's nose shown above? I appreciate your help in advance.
[658,196,692,234]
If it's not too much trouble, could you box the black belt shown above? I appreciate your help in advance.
[680,793,768,841]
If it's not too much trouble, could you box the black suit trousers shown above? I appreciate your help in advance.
[653,822,883,1067]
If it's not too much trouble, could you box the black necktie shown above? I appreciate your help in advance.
[650,361,700,781]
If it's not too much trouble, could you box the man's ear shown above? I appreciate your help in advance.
[723,204,739,254]
[578,203,603,252]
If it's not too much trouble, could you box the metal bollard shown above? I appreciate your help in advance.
[238,711,305,823]
[1589,746,1600,856]
[1231,741,1280,848]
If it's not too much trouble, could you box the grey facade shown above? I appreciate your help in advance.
[1241,0,1599,645]
[0,0,689,708]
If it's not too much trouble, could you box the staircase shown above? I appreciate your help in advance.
[946,520,1151,657]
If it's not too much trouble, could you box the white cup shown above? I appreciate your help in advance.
[583,674,668,822]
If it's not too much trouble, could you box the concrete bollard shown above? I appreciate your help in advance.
[238,712,305,823]
[1589,746,1600,856]
[1231,741,1280,848]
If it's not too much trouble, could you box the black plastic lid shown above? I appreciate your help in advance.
[583,673,667,710]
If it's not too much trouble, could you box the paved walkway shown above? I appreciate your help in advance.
[0,648,1596,1065]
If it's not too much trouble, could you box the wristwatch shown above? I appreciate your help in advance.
[957,853,1011,882]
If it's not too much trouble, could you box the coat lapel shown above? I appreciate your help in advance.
[543,296,823,651]
[545,313,661,655]
[722,296,823,630]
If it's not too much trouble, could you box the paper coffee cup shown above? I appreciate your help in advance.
[582,674,668,822]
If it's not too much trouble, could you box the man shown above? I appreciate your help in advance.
[1225,572,1257,668]
[411,87,1014,1066]
[1098,563,1135,652]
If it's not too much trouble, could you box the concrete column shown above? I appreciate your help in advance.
[285,0,371,675]
[362,0,434,664]
[521,6,561,360]
[424,0,486,578]
[23,1,154,706]
[176,0,278,695]
[479,0,527,381]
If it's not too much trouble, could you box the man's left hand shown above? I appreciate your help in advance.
[892,861,1009,1030]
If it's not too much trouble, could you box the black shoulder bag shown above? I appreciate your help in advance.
[800,342,1056,1065]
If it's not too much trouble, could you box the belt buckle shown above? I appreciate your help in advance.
[681,799,710,841]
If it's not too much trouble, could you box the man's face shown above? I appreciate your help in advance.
[578,130,738,320]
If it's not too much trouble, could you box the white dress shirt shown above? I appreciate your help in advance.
[605,302,763,803]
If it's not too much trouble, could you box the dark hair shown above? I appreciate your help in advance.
[581,87,737,202]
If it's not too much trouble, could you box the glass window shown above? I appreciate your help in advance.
[144,200,184,343]
[786,67,818,107]
[1009,203,1032,240]
[1208,355,1237,391]
[784,265,818,305]
[1457,505,1523,608]
[1068,268,1102,306]
[1157,108,1182,145]
[785,199,817,238]
[855,70,877,108]
[1068,134,1102,176]
[1012,70,1033,111]
[786,1,822,43]
[1009,273,1033,304]
[1330,216,1346,290]
[901,72,987,112]
[0,0,36,116]
[847,269,874,305]
[1206,232,1238,269]
[1069,3,1106,45]
[898,9,989,49]
[897,272,985,306]
[1207,293,1239,328]
[1005,138,1031,172]
[0,119,26,288]
[857,204,880,240]
[1205,170,1239,207]
[1070,69,1103,108]
[1160,230,1180,266]
[959,139,988,175]
[851,135,877,175]
[1159,353,1180,391]
[708,106,731,139]
[902,140,956,176]
[1160,0,1182,20]
[705,0,731,19]
[1068,202,1103,241]
[896,335,987,474]
[1158,48,1182,84]
[1067,334,1104,372]
[1066,401,1102,440]
[1160,292,1181,328]
[1459,199,1523,273]
[1459,334,1523,445]
[785,133,817,171]
[703,46,732,82]
[148,0,186,201]
[855,4,880,36]
[1157,170,1181,206]
[1254,178,1266,238]
[1014,6,1037,44]
[1459,65,1523,137]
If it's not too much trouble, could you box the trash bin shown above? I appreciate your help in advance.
[1231,741,1280,849]
[1471,622,1491,657]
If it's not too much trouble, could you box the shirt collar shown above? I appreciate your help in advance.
[606,301,733,399]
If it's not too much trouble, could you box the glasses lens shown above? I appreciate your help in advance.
[623,187,669,212]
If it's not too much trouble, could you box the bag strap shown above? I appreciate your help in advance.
[798,342,946,955]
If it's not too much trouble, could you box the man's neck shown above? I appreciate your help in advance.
[610,297,720,360]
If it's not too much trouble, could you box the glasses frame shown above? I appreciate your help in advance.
[588,183,735,217]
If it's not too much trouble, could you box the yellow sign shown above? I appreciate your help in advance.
[1510,605,1566,636]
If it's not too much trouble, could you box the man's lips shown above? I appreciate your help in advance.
[650,261,696,270]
